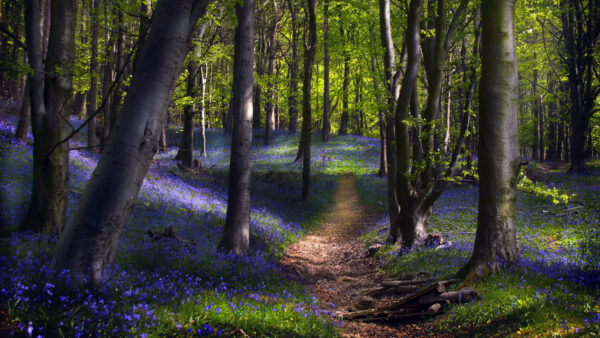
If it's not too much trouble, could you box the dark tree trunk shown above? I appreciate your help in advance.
[458,0,519,281]
[532,68,540,160]
[109,7,125,136]
[379,0,400,233]
[391,0,421,246]
[21,0,75,235]
[101,27,114,143]
[287,0,299,133]
[15,77,31,141]
[178,55,198,167]
[264,1,280,146]
[560,0,600,172]
[300,0,318,200]
[339,31,350,136]
[218,0,255,255]
[87,0,99,153]
[322,0,330,142]
[53,0,210,286]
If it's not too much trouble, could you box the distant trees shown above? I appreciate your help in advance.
[559,0,599,173]
[459,0,520,281]
[54,0,210,286]
[218,0,255,254]
[20,0,76,234]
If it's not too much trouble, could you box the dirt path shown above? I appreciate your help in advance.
[279,174,442,337]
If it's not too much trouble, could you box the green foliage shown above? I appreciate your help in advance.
[517,169,575,205]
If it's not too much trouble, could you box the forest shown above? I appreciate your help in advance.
[0,0,599,336]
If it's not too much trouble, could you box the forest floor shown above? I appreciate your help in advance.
[279,174,444,337]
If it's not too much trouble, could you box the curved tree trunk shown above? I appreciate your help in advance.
[458,0,519,282]
[53,0,210,286]
[218,0,255,255]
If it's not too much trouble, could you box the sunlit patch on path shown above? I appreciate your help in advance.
[279,174,446,337]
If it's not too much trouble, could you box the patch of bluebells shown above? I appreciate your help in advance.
[0,118,345,336]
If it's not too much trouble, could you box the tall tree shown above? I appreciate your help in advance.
[287,0,300,133]
[559,0,599,173]
[383,0,469,247]
[322,0,330,142]
[20,0,76,234]
[87,0,99,153]
[458,0,520,281]
[264,0,280,146]
[218,0,255,254]
[298,0,318,200]
[53,0,210,286]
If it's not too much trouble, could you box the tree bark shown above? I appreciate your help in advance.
[218,0,254,255]
[300,0,318,200]
[21,0,75,235]
[53,0,210,286]
[287,0,299,133]
[339,27,350,136]
[15,77,31,141]
[458,0,519,281]
[322,0,330,142]
[264,0,280,146]
[86,0,99,153]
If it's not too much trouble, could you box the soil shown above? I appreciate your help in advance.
[278,174,451,337]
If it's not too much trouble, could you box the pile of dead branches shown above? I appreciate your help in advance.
[338,279,479,322]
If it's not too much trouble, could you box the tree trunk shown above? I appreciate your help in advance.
[391,0,421,246]
[109,7,125,136]
[21,0,75,235]
[218,0,254,255]
[322,0,330,142]
[532,68,539,160]
[101,28,114,143]
[15,77,31,141]
[458,0,519,281]
[300,0,318,200]
[264,1,280,146]
[200,63,208,157]
[287,0,299,133]
[339,30,350,136]
[53,0,210,286]
[87,0,99,153]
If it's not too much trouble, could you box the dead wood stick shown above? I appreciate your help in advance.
[381,278,434,287]
[418,288,479,305]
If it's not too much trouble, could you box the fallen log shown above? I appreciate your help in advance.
[426,303,442,316]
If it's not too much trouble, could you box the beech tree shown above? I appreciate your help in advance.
[53,0,210,286]
[380,0,472,247]
[458,0,520,281]
[21,0,76,234]
[218,0,255,254]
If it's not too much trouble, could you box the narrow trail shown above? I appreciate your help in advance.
[279,174,442,337]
